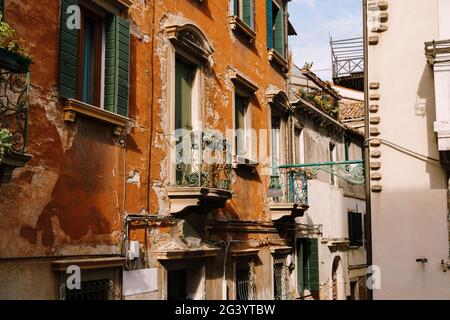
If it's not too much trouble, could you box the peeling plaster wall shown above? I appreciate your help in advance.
[0,0,154,298]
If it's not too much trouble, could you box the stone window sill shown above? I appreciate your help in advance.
[233,156,259,169]
[268,48,289,74]
[229,16,256,44]
[63,98,129,135]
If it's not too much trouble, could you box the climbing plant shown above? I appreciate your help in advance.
[0,127,11,162]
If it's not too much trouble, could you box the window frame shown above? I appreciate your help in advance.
[77,6,105,108]
[234,259,256,300]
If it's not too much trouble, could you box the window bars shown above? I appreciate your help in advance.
[65,279,119,300]
[236,261,256,300]
[273,258,290,300]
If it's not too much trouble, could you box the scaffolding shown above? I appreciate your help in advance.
[330,37,364,91]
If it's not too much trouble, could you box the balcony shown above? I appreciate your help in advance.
[268,167,309,221]
[0,48,32,183]
[167,130,234,214]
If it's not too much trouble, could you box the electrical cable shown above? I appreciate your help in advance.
[364,138,441,163]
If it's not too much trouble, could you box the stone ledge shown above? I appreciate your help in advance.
[229,16,256,44]
[63,99,129,135]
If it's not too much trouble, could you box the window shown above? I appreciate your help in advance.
[233,0,255,29]
[329,142,336,185]
[350,281,358,300]
[344,136,350,161]
[175,57,198,131]
[266,0,285,57]
[234,92,253,160]
[271,115,281,168]
[174,56,200,186]
[78,8,103,106]
[273,257,288,300]
[235,261,256,300]
[296,238,319,293]
[348,211,363,247]
[59,0,130,116]
[168,269,188,300]
[293,127,304,164]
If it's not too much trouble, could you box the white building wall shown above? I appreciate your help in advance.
[368,0,450,299]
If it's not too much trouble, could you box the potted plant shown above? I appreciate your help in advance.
[0,13,31,73]
[0,127,11,163]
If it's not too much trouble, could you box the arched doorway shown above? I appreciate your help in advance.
[331,256,345,300]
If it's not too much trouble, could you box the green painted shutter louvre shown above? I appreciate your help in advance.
[243,0,254,30]
[105,15,130,116]
[266,0,273,49]
[175,58,195,130]
[59,0,80,100]
[307,238,320,291]
[234,0,239,16]
[274,4,285,57]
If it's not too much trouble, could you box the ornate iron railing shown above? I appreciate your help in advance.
[0,67,30,153]
[278,160,365,185]
[173,130,234,190]
[270,168,309,206]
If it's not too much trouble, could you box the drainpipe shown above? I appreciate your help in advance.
[362,0,374,301]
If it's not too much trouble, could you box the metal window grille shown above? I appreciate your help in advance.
[65,279,116,300]
[236,261,256,300]
[273,258,289,300]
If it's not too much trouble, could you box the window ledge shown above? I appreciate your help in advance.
[63,99,129,135]
[228,16,256,44]
[268,48,289,74]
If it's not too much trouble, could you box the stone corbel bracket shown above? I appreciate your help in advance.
[368,0,389,45]
[369,82,383,192]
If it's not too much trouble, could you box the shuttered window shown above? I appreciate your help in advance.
[59,0,130,117]
[297,238,319,292]
[234,0,254,30]
[348,212,363,246]
[235,93,248,157]
[267,1,285,57]
[175,57,195,131]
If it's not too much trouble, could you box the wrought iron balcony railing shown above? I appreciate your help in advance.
[277,160,365,185]
[269,167,309,206]
[0,60,30,153]
[269,160,365,208]
[172,130,234,191]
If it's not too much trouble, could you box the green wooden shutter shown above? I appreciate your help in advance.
[243,0,254,30]
[307,239,319,291]
[105,15,130,116]
[274,4,285,56]
[266,0,273,49]
[234,0,239,16]
[59,0,79,100]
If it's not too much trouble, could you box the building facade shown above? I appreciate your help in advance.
[366,0,450,299]
[0,0,368,300]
